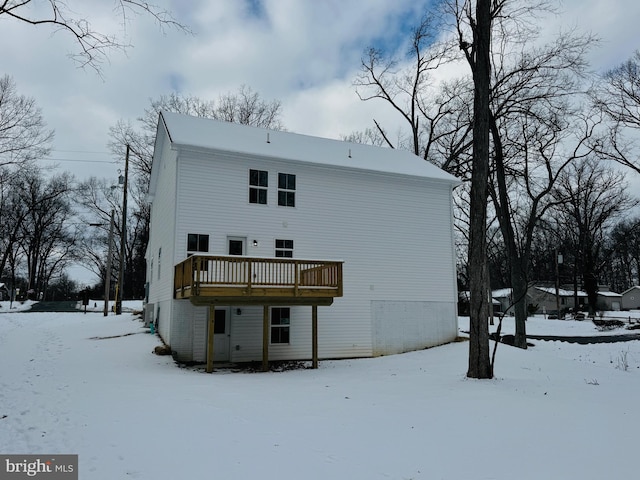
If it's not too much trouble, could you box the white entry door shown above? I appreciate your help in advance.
[210,308,230,362]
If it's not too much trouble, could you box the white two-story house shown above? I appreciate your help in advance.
[146,111,460,372]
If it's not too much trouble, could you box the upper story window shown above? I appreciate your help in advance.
[278,173,296,207]
[187,233,209,253]
[249,169,268,204]
[158,247,162,280]
[275,239,294,258]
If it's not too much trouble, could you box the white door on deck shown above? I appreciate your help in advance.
[210,308,230,362]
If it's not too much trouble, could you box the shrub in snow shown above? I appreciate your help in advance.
[592,318,624,331]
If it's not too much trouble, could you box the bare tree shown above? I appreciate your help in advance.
[592,50,640,175]
[74,177,123,278]
[0,169,30,279]
[603,218,640,291]
[0,75,53,170]
[12,169,77,297]
[551,157,637,314]
[453,0,598,349]
[456,0,494,378]
[1,0,190,74]
[354,13,457,160]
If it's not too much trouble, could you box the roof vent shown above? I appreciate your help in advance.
[266,133,271,144]
[348,148,352,158]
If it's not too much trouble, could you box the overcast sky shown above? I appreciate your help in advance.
[2,0,640,285]
[2,0,639,182]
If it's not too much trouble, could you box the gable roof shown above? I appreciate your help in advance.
[596,290,622,298]
[534,286,588,297]
[156,111,460,183]
[622,286,640,295]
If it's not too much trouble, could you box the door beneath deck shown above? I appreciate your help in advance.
[209,308,230,362]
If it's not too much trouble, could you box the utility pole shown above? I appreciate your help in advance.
[104,209,115,316]
[555,250,563,319]
[116,145,130,315]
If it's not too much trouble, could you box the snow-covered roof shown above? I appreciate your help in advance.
[534,286,588,297]
[492,288,512,298]
[459,291,501,304]
[158,111,460,183]
[596,291,622,297]
[622,286,640,295]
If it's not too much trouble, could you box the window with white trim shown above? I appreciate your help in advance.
[275,239,293,258]
[278,173,296,207]
[249,169,268,204]
[271,307,290,344]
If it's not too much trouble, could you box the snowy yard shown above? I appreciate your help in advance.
[1,304,639,479]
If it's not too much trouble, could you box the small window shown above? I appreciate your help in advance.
[278,173,296,207]
[275,239,294,258]
[187,233,209,253]
[214,309,226,334]
[249,169,268,204]
[150,259,154,284]
[158,248,162,280]
[271,307,290,344]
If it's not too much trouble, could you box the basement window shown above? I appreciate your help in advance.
[271,307,290,344]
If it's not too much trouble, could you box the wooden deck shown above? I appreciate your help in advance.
[173,255,343,373]
[174,255,343,306]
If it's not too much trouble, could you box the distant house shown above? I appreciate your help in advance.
[458,291,500,316]
[596,290,622,311]
[622,286,640,310]
[0,283,9,301]
[527,285,623,313]
[145,112,461,371]
[526,286,588,314]
[492,288,514,315]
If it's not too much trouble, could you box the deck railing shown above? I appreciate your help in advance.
[174,255,343,299]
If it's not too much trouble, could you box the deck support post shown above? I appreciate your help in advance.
[312,304,318,369]
[206,304,215,373]
[262,305,269,372]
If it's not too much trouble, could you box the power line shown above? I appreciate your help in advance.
[41,158,116,164]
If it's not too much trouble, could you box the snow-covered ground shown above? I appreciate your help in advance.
[1,306,639,479]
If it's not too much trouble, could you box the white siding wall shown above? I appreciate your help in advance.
[371,301,457,355]
[164,149,458,362]
[147,129,178,344]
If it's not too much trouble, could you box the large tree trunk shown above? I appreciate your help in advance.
[511,262,529,348]
[467,0,492,379]
[583,256,599,315]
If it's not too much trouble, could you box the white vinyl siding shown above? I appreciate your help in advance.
[147,127,178,343]
[167,150,457,361]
